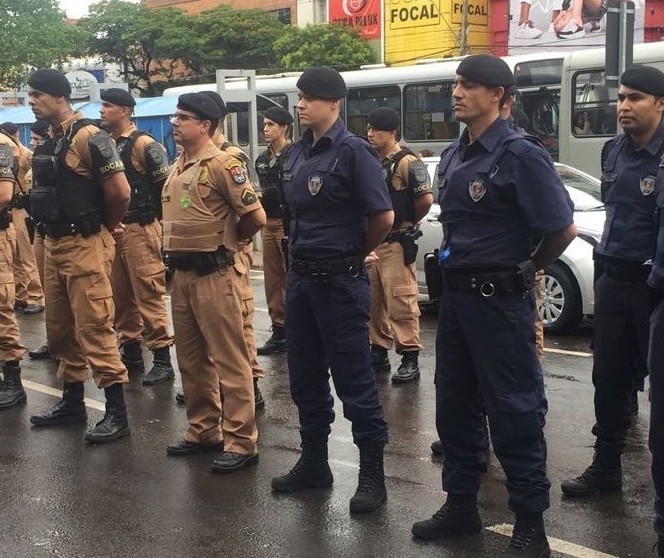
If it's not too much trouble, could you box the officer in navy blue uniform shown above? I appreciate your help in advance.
[646,69,664,557]
[562,67,664,500]
[411,55,576,558]
[270,67,394,514]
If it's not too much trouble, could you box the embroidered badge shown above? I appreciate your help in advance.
[225,159,246,185]
[198,168,209,183]
[308,175,323,196]
[180,194,191,209]
[241,189,258,206]
[469,179,486,202]
[641,175,656,196]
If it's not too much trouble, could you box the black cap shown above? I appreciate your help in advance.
[296,66,347,99]
[0,122,18,136]
[30,120,50,137]
[367,108,400,131]
[457,54,515,88]
[621,65,664,97]
[263,106,293,125]
[28,68,72,97]
[100,88,136,107]
[177,92,222,121]
[199,91,228,118]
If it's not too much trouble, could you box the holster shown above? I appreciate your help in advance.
[25,215,35,244]
[400,228,423,266]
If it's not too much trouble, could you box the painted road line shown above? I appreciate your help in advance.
[486,524,618,558]
[22,380,105,412]
[544,347,592,357]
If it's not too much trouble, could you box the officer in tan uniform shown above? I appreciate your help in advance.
[366,108,433,384]
[99,88,175,385]
[163,93,265,473]
[0,131,28,411]
[173,90,265,410]
[0,122,45,315]
[26,69,132,444]
[254,106,292,356]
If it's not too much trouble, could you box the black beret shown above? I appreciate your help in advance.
[100,88,136,107]
[296,66,347,99]
[199,91,228,117]
[177,92,222,121]
[367,108,400,131]
[457,54,515,88]
[621,65,664,97]
[264,106,293,125]
[0,122,18,136]
[30,120,50,137]
[28,68,71,97]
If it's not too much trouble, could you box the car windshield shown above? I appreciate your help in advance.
[556,164,603,211]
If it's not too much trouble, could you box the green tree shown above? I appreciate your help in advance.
[274,24,375,72]
[0,0,86,89]
[80,0,200,95]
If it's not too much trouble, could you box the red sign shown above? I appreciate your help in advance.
[328,0,382,40]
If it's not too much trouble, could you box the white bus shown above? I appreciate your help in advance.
[559,41,664,177]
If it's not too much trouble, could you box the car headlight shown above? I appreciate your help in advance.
[576,227,602,247]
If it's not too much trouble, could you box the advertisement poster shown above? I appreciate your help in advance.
[508,0,645,54]
[329,0,382,40]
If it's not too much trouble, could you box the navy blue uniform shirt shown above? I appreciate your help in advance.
[595,119,664,263]
[282,118,392,260]
[437,117,573,268]
[648,147,664,289]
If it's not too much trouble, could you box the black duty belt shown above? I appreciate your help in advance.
[36,223,47,237]
[290,255,364,278]
[603,260,651,283]
[44,221,101,239]
[442,267,522,297]
[123,211,157,226]
[384,230,406,243]
[164,248,233,276]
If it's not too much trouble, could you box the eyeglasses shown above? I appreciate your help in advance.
[170,113,201,123]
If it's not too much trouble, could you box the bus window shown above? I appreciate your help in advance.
[572,70,617,137]
[237,93,290,146]
[345,86,400,136]
[519,87,560,160]
[403,83,458,142]
[514,59,563,88]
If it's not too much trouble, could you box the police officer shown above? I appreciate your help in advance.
[255,106,293,356]
[270,67,393,514]
[0,122,45,315]
[0,129,27,411]
[411,55,576,557]
[26,69,132,444]
[163,93,265,473]
[562,66,664,498]
[366,107,433,383]
[99,88,175,386]
[646,70,664,556]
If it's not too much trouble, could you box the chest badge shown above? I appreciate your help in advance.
[640,175,656,196]
[180,194,191,209]
[308,175,323,196]
[469,178,486,203]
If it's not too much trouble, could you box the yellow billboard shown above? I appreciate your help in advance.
[385,0,490,65]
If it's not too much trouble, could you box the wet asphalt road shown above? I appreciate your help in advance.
[0,270,656,558]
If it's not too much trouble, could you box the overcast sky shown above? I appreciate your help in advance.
[59,0,139,19]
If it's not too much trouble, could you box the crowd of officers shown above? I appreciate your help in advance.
[0,55,662,557]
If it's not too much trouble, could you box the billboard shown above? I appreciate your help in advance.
[508,0,645,54]
[328,0,382,40]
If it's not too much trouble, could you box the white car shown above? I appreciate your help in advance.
[417,158,603,334]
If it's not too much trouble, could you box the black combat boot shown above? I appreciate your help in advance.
[350,442,387,513]
[271,435,334,492]
[30,382,87,426]
[431,439,444,456]
[370,345,391,374]
[412,494,482,539]
[142,346,175,385]
[560,447,622,496]
[254,378,265,410]
[257,325,287,355]
[500,512,550,557]
[175,392,185,405]
[391,351,420,384]
[28,344,51,360]
[0,362,27,410]
[84,383,130,444]
[121,340,144,375]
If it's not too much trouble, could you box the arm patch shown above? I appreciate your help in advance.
[144,141,170,182]
[408,158,432,195]
[0,144,16,180]
[89,131,125,179]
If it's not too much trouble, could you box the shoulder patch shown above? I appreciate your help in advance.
[241,188,258,206]
[225,159,247,185]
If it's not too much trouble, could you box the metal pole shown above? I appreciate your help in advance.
[460,0,469,54]
[619,0,627,76]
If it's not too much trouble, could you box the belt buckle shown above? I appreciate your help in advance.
[479,282,495,298]
[348,261,360,278]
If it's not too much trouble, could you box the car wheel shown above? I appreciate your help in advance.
[540,261,582,334]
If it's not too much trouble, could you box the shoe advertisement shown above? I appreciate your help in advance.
[508,0,645,54]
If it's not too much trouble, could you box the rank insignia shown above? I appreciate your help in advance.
[469,179,486,202]
[308,175,322,196]
[198,168,209,183]
[225,160,247,185]
[641,175,656,196]
[241,189,258,206]
[180,194,191,209]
